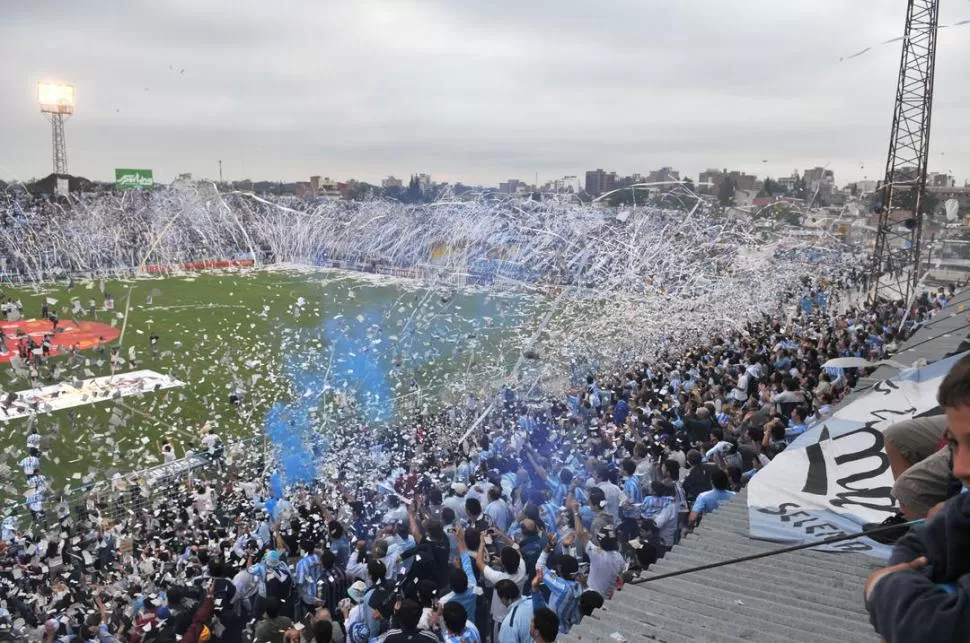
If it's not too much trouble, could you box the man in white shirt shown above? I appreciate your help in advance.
[477,531,526,641]
[641,481,680,552]
[733,368,750,404]
[566,496,625,599]
[200,426,221,456]
[159,439,177,463]
[594,466,625,522]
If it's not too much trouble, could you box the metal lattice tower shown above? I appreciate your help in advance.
[868,0,939,305]
[45,112,69,175]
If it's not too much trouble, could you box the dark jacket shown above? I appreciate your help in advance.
[402,537,451,592]
[682,464,715,503]
[867,492,970,642]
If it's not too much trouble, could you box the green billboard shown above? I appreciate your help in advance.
[115,168,154,190]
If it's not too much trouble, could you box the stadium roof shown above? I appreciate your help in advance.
[564,290,970,643]
[562,489,879,643]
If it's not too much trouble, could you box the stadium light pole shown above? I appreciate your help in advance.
[37,81,76,175]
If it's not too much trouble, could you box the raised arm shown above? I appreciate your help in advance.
[408,503,423,544]
[475,531,487,573]
[566,496,588,550]
[455,526,476,589]
[525,448,549,481]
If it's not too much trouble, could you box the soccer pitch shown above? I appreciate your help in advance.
[0,267,547,492]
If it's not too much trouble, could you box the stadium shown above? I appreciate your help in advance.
[2,1,970,642]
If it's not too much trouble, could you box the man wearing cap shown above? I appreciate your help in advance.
[864,355,970,642]
[342,579,371,641]
[535,537,604,634]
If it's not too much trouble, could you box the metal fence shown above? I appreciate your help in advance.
[7,436,265,531]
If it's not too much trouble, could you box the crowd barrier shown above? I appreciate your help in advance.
[140,258,255,273]
[5,437,264,531]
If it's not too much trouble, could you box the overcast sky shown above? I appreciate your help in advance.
[2,0,970,187]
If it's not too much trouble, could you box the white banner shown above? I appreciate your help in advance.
[0,370,184,421]
[747,352,965,557]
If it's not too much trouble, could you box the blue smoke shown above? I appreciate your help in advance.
[263,348,324,485]
[264,305,393,486]
[324,309,393,425]
[263,291,532,486]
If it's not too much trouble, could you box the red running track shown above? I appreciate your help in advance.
[0,319,121,363]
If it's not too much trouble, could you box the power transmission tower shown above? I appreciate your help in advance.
[868,0,939,305]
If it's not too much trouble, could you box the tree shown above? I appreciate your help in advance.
[763,178,776,197]
[383,185,406,201]
[405,175,423,203]
[883,186,940,218]
[346,182,375,201]
[771,205,801,226]
[921,190,940,218]
[717,176,737,206]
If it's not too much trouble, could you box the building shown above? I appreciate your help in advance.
[803,166,835,204]
[646,166,681,184]
[853,179,879,195]
[928,185,970,213]
[498,179,529,195]
[541,176,577,193]
[733,171,758,191]
[698,169,758,195]
[776,172,800,193]
[584,169,618,196]
[698,169,722,193]
[415,173,432,193]
[927,172,956,188]
[307,176,340,197]
[381,176,403,189]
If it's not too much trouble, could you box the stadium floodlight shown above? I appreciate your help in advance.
[38,82,76,115]
[37,81,75,175]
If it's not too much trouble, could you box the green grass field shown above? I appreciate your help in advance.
[0,267,546,495]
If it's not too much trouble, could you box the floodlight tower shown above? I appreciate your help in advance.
[868,0,939,304]
[37,82,76,175]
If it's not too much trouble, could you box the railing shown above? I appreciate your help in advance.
[6,436,265,530]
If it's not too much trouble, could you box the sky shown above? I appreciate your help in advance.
[2,0,970,187]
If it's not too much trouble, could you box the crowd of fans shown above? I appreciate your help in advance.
[0,275,958,642]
